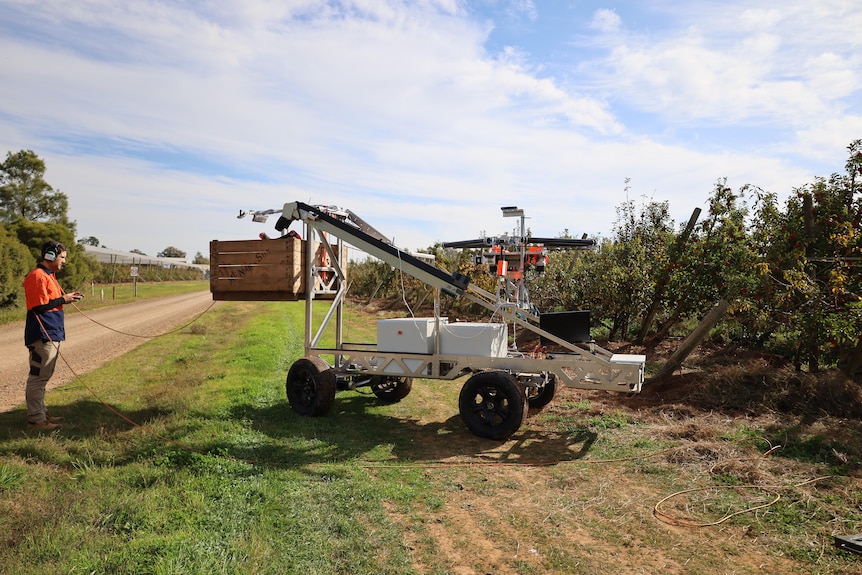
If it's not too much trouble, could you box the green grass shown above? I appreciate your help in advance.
[1,298,860,574]
[0,464,23,491]
[0,300,420,574]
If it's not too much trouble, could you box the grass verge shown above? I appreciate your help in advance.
[1,299,860,574]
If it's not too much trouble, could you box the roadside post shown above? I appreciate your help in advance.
[131,266,139,297]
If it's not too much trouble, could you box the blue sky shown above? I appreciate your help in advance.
[1,0,860,258]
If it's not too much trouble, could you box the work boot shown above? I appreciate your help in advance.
[28,420,61,431]
[46,414,65,423]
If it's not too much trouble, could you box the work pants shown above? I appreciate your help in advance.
[25,340,60,424]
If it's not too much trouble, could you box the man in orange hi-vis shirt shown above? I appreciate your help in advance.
[23,241,83,430]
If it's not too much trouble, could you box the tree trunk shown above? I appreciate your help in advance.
[365,278,386,305]
[808,341,821,374]
[801,193,821,373]
[840,340,862,378]
[651,299,729,381]
[651,301,685,343]
[637,208,701,343]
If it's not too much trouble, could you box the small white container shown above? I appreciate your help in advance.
[377,318,441,354]
[439,322,508,357]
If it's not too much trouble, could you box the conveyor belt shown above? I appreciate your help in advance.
[278,201,470,298]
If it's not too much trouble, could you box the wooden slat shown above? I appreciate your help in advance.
[212,251,299,265]
[212,290,303,301]
[211,275,303,290]
[212,265,303,280]
[209,238,306,301]
[210,238,299,252]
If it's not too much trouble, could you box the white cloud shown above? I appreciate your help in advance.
[0,0,858,257]
[590,9,621,33]
[510,0,538,22]
[601,30,825,123]
[802,52,860,100]
[795,116,862,163]
[587,2,861,130]
[737,8,780,27]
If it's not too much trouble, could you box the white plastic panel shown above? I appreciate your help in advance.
[377,318,438,354]
[439,322,508,357]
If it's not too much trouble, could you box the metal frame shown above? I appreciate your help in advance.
[275,201,645,395]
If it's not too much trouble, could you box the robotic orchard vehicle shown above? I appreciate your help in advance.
[210,201,645,440]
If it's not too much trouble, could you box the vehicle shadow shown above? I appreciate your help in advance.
[225,392,600,468]
[0,392,599,473]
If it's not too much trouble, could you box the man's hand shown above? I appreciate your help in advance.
[64,292,84,303]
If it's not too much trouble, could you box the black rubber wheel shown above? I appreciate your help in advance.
[526,374,557,411]
[370,376,413,403]
[286,357,337,416]
[458,371,527,440]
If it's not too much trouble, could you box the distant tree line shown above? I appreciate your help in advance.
[0,150,98,306]
[0,149,206,309]
[348,140,862,376]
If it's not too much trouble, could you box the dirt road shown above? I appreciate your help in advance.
[0,291,216,414]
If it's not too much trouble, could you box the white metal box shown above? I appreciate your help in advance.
[439,322,508,357]
[610,354,647,365]
[377,318,440,354]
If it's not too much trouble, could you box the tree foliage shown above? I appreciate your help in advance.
[0,149,99,306]
[77,236,101,246]
[599,193,674,340]
[345,242,493,316]
[736,139,862,372]
[347,141,862,374]
[158,246,187,258]
[8,218,98,292]
[654,180,758,340]
[0,224,32,307]
[530,192,674,340]
[0,150,69,224]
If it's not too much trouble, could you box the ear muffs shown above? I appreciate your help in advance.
[42,242,59,262]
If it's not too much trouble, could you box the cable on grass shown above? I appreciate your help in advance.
[653,485,782,527]
[652,443,835,528]
[68,299,217,338]
[361,441,837,530]
[356,436,785,470]
[358,445,683,469]
[32,303,262,465]
[34,305,843,522]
